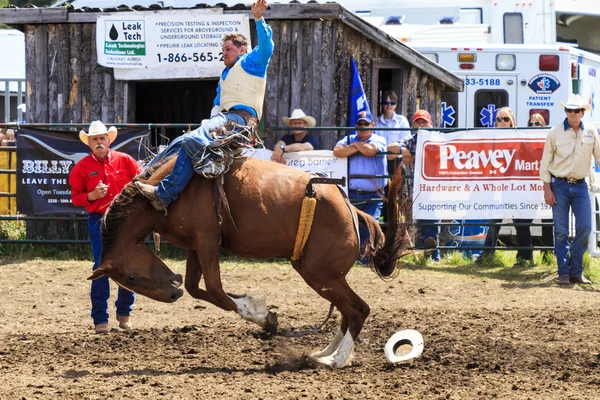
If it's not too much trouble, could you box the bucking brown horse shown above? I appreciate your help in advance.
[89,156,409,368]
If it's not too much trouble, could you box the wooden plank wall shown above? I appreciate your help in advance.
[26,24,130,125]
[24,19,446,144]
[264,19,414,150]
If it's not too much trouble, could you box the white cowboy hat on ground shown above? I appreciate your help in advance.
[384,329,424,363]
[79,120,118,145]
[560,93,592,112]
[282,109,316,128]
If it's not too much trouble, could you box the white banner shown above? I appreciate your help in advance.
[413,129,552,220]
[246,149,349,194]
[96,10,250,79]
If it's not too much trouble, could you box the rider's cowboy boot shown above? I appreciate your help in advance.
[134,181,167,213]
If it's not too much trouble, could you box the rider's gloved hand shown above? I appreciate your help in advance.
[210,105,221,117]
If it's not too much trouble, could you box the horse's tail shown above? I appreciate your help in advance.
[356,165,411,279]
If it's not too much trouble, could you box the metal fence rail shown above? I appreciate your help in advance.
[0,123,553,253]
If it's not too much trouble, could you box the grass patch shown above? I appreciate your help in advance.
[0,244,92,260]
[399,249,600,284]
[1,240,600,285]
[0,220,26,240]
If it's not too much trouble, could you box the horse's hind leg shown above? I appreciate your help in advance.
[293,260,369,368]
[310,328,344,359]
[291,260,345,359]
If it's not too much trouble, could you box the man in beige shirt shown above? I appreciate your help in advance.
[539,94,600,285]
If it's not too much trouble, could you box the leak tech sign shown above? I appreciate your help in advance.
[103,19,147,57]
[528,74,561,94]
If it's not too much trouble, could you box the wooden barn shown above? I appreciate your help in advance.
[0,1,462,149]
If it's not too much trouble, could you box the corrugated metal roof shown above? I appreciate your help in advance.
[0,29,25,93]
[49,0,254,11]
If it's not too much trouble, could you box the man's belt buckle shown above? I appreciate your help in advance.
[567,177,578,184]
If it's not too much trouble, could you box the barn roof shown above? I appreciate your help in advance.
[0,1,463,92]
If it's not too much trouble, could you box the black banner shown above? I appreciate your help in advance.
[16,127,151,215]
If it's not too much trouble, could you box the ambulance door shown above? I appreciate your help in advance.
[464,74,518,128]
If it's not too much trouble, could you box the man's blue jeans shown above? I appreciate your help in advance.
[89,212,134,326]
[148,112,246,207]
[350,190,383,257]
[552,180,591,277]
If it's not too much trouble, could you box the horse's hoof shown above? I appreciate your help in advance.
[313,355,350,369]
[264,311,278,335]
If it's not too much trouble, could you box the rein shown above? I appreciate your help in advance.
[276,303,335,337]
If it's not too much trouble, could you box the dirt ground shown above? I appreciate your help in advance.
[0,257,599,400]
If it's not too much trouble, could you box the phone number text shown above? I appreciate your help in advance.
[156,52,224,63]
[465,78,502,86]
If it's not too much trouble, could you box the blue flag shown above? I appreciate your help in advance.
[348,57,373,127]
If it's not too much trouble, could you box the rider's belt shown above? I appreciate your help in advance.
[225,109,258,129]
[551,175,585,185]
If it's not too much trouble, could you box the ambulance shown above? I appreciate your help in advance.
[412,43,600,129]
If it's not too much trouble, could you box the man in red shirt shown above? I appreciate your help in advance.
[69,121,140,334]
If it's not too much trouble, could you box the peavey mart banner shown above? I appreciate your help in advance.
[413,129,553,220]
[16,128,151,215]
[96,10,250,80]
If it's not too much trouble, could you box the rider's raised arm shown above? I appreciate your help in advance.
[239,17,274,78]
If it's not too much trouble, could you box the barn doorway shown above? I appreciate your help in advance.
[371,59,406,119]
[135,79,218,144]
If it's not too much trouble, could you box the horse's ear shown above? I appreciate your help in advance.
[87,264,111,280]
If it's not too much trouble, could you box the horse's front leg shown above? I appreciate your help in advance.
[184,249,236,311]
[186,249,277,334]
[227,293,278,334]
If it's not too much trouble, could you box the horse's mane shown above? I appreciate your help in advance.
[101,154,176,253]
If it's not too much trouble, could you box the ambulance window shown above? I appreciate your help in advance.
[503,13,524,44]
[474,90,508,128]
[441,92,458,128]
[529,109,549,126]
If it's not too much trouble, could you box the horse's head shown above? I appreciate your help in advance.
[88,248,184,303]
[93,180,184,303]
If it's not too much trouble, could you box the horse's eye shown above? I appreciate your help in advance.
[129,274,135,281]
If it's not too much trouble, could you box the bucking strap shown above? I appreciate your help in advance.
[292,195,317,261]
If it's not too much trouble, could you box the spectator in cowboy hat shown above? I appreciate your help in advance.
[69,121,141,333]
[271,109,320,164]
[540,93,599,285]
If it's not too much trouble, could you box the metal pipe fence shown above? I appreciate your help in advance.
[0,123,552,253]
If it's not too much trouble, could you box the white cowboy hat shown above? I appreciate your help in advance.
[282,109,316,128]
[384,329,424,363]
[560,94,592,112]
[79,120,118,145]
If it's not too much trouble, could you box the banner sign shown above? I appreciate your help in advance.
[246,149,348,193]
[413,129,552,220]
[16,128,151,215]
[96,10,250,80]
